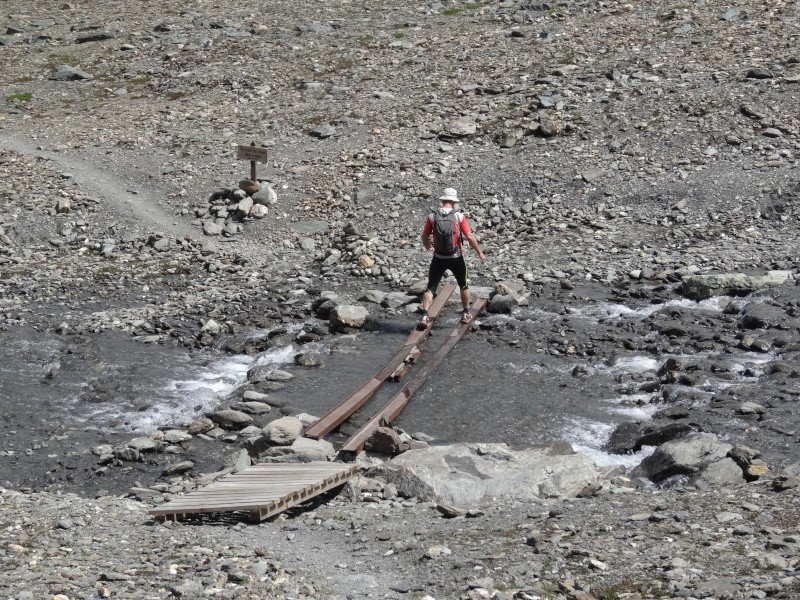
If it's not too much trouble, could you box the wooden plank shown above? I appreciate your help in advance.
[303,283,457,439]
[149,463,359,522]
[340,297,487,455]
[244,464,352,472]
[389,347,421,381]
[389,363,411,381]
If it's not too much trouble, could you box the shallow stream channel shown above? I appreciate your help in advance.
[2,281,799,495]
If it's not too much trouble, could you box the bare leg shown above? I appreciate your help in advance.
[421,289,433,312]
[460,288,470,311]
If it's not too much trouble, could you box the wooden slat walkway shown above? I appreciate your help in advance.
[149,462,359,523]
[303,283,457,440]
[340,296,488,455]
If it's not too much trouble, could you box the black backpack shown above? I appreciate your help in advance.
[432,209,460,255]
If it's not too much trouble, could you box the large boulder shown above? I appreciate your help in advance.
[632,433,732,483]
[380,442,607,507]
[680,271,793,300]
[488,283,527,314]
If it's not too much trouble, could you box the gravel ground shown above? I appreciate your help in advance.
[2,1,800,598]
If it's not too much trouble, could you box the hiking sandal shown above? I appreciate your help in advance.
[460,312,472,324]
[417,315,431,330]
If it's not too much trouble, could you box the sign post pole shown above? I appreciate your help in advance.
[250,142,256,182]
[236,142,270,182]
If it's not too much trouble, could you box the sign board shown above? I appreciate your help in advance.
[237,145,270,163]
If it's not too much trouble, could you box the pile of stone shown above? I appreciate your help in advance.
[195,179,277,237]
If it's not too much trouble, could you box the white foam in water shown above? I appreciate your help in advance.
[569,296,728,321]
[564,414,655,469]
[553,354,659,377]
[606,393,660,421]
[251,343,299,367]
[573,442,655,470]
[121,344,298,433]
[603,355,659,375]
[566,417,616,449]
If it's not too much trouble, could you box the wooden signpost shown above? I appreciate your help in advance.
[237,142,270,181]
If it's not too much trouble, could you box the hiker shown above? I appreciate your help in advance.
[419,187,486,328]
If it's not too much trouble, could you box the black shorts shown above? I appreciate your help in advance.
[426,255,469,293]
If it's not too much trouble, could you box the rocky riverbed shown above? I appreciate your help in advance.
[2,0,800,598]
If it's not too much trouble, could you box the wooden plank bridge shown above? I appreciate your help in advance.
[149,462,359,523]
[150,290,486,524]
[304,282,457,440]
[340,296,488,455]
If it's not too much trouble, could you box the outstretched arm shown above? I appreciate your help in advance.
[464,232,486,263]
[421,231,432,252]
[421,216,433,252]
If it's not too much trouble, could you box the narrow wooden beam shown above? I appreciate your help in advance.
[303,283,457,440]
[340,297,488,456]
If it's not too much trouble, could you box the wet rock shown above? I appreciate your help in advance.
[488,294,518,314]
[294,352,324,367]
[262,415,303,445]
[187,417,215,435]
[329,304,369,330]
[740,302,790,329]
[162,429,192,444]
[247,364,294,383]
[222,448,251,470]
[737,401,766,417]
[128,437,159,452]
[230,400,272,415]
[208,409,253,430]
[604,421,647,454]
[381,292,416,309]
[635,422,694,452]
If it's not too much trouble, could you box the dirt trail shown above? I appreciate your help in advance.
[0,131,211,246]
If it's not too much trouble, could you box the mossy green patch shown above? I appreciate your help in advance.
[5,92,33,103]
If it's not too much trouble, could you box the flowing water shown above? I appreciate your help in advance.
[0,291,787,492]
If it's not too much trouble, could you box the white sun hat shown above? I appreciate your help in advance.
[439,188,459,203]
